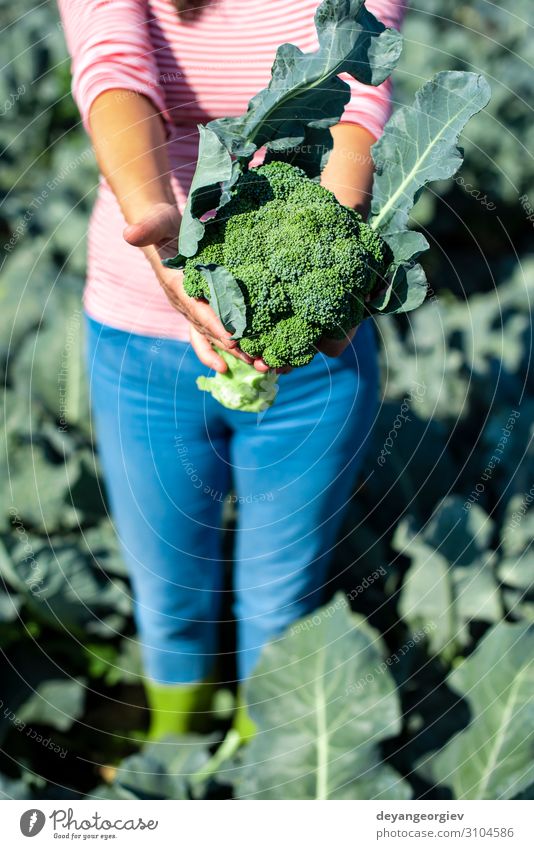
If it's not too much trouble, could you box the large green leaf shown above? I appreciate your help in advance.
[235,594,410,799]
[93,735,215,800]
[18,678,85,732]
[164,125,236,262]
[369,71,490,317]
[0,536,131,637]
[14,286,89,432]
[0,441,82,533]
[417,622,534,799]
[396,498,502,659]
[371,71,491,235]
[210,0,401,156]
[173,0,402,260]
[0,643,86,745]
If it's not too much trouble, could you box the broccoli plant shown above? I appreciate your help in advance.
[165,0,490,412]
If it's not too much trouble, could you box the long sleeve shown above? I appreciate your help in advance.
[340,0,406,139]
[57,0,170,134]
[57,0,408,342]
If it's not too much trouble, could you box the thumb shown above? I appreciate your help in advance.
[123,203,179,248]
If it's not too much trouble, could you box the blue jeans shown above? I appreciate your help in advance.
[85,313,378,682]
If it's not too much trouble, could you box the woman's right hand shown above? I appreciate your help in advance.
[89,92,268,373]
[123,202,266,372]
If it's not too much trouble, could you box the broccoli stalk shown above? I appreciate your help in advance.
[196,348,279,413]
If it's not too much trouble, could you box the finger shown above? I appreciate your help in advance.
[188,318,247,361]
[190,328,228,373]
[316,338,348,358]
[252,357,271,373]
[189,299,235,345]
[124,220,171,248]
[317,326,358,358]
[171,280,242,350]
[123,205,179,248]
[224,346,255,365]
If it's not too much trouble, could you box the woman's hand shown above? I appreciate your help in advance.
[88,91,269,374]
[316,283,383,358]
[316,327,357,359]
[123,202,269,373]
[188,324,271,374]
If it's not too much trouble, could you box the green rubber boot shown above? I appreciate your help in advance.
[232,691,257,743]
[145,677,216,740]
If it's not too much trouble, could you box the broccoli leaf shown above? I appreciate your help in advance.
[197,264,247,339]
[235,595,410,799]
[210,0,402,157]
[383,231,430,270]
[0,535,132,637]
[163,126,236,264]
[18,678,86,733]
[0,644,86,745]
[369,230,429,313]
[395,498,502,661]
[416,622,534,799]
[263,125,334,179]
[376,263,428,314]
[93,735,216,800]
[173,0,402,257]
[370,71,491,234]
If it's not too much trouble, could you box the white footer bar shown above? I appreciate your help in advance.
[4,799,532,848]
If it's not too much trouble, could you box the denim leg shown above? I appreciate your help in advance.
[85,315,231,683]
[228,320,379,678]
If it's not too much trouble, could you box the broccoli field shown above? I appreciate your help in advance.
[1,0,533,800]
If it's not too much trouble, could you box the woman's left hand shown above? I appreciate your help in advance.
[189,324,271,374]
[316,326,357,358]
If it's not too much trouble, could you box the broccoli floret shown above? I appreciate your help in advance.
[248,277,292,336]
[291,268,364,333]
[182,160,389,371]
[257,315,318,367]
[240,314,317,367]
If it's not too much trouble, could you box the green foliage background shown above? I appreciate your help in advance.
[0,0,533,799]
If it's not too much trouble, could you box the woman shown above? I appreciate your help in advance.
[58,0,404,740]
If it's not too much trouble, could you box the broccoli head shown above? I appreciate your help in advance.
[183,161,389,368]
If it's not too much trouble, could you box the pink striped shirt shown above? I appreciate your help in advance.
[59,0,404,340]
